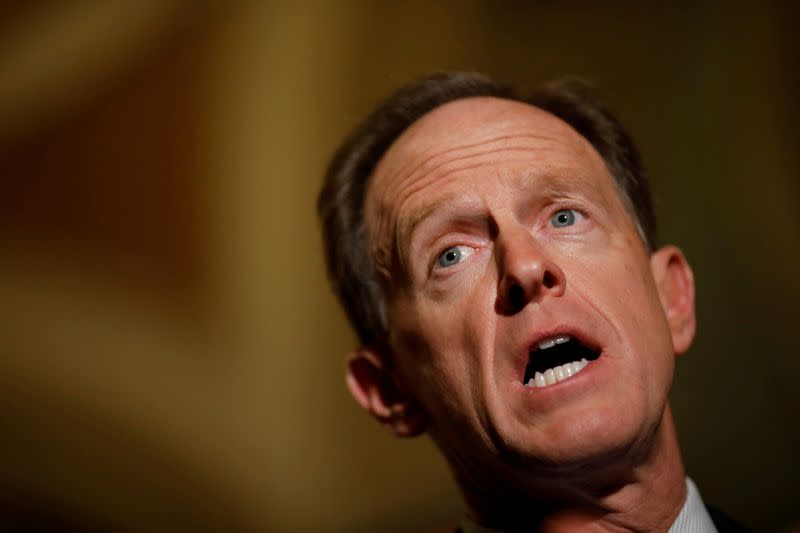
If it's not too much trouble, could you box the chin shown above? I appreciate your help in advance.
[493,402,663,477]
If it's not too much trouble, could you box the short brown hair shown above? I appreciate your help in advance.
[318,72,656,346]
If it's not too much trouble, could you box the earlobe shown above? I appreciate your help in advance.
[650,246,696,356]
[345,347,427,437]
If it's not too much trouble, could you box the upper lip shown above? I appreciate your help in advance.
[521,325,602,360]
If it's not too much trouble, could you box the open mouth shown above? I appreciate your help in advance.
[523,335,600,388]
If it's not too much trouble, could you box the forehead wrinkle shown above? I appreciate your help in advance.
[395,145,548,219]
[378,132,570,246]
[388,132,566,196]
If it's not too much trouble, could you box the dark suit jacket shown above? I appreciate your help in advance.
[707,505,751,532]
[448,506,750,532]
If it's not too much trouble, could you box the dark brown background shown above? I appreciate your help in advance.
[0,2,797,531]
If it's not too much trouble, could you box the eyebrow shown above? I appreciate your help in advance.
[400,197,453,244]
[397,193,476,254]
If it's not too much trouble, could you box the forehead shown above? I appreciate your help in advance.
[368,96,607,205]
[372,96,604,187]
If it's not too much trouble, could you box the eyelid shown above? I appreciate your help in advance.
[553,207,584,220]
[545,202,589,223]
[550,198,587,212]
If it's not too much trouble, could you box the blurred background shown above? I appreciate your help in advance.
[0,1,797,531]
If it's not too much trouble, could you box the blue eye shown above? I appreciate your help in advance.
[437,246,469,268]
[550,209,577,228]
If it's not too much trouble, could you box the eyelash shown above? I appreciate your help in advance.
[544,201,590,226]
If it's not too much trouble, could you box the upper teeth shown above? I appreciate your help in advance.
[537,334,571,350]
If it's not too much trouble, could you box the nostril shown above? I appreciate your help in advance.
[508,284,526,312]
[543,271,556,289]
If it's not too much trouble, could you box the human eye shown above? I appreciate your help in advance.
[549,208,582,228]
[435,245,473,269]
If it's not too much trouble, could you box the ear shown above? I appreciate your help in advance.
[650,245,696,356]
[345,347,427,437]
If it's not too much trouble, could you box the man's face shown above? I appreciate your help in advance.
[363,97,687,477]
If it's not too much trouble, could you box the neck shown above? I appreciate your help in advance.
[456,407,687,533]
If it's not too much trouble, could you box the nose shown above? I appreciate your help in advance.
[496,225,566,314]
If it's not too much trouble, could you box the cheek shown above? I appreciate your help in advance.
[390,304,468,404]
[573,249,671,353]
[604,256,676,389]
[391,283,496,417]
[622,258,672,339]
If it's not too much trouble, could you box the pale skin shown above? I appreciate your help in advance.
[346,97,697,532]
